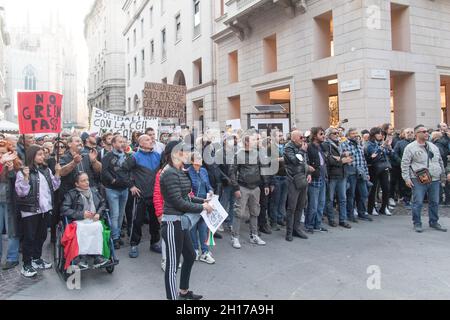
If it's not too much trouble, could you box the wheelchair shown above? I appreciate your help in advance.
[53,209,119,281]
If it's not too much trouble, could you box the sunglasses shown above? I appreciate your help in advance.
[330,132,339,136]
[57,145,67,149]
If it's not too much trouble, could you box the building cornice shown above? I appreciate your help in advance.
[186,80,217,94]
[123,0,150,36]
[84,0,102,38]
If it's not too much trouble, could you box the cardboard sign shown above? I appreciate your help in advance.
[90,107,158,140]
[17,91,63,134]
[142,82,186,124]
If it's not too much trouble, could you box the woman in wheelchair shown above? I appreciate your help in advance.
[61,172,109,270]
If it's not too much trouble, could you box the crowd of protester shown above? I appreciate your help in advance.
[1,121,450,299]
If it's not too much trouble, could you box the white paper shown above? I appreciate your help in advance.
[201,195,229,234]
[296,154,304,162]
[75,220,104,256]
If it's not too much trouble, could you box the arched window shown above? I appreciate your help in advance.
[23,65,37,90]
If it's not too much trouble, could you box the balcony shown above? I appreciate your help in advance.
[220,0,307,40]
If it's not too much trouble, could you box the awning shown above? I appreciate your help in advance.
[0,119,19,133]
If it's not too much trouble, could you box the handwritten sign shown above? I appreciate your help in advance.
[142,82,186,124]
[17,91,63,134]
[90,107,158,140]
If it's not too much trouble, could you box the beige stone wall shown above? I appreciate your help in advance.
[214,0,450,131]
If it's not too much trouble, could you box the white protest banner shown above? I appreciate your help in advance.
[90,107,158,140]
[201,195,229,234]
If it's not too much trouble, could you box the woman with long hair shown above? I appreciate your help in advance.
[367,127,393,216]
[15,145,62,278]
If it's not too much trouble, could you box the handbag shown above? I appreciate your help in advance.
[373,158,392,175]
[412,143,432,185]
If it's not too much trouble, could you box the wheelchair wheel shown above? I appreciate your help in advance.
[106,266,114,274]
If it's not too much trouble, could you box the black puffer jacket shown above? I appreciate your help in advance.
[160,165,204,216]
[284,141,308,181]
[229,149,270,192]
[61,187,106,222]
[322,140,345,179]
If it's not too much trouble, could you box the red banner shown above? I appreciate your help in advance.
[17,91,63,134]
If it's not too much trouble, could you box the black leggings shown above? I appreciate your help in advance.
[161,220,196,300]
[368,168,390,214]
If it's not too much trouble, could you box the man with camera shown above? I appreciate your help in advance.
[401,125,447,233]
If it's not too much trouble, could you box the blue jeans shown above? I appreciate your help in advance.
[105,188,129,240]
[220,185,235,226]
[0,203,20,263]
[411,180,440,226]
[326,178,348,223]
[190,217,209,254]
[346,174,369,218]
[270,176,288,223]
[305,182,326,230]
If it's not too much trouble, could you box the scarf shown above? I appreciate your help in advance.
[76,187,96,214]
[113,149,126,166]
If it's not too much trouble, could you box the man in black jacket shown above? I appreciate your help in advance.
[323,128,353,229]
[284,130,310,241]
[305,127,328,234]
[101,135,132,249]
[392,128,414,208]
[229,131,270,249]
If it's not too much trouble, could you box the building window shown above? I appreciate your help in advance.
[134,56,137,75]
[127,63,130,86]
[193,58,202,86]
[128,97,131,112]
[162,77,167,84]
[150,6,154,27]
[127,38,130,53]
[193,0,201,38]
[133,29,136,47]
[141,18,144,39]
[150,40,155,62]
[229,50,238,83]
[161,0,165,15]
[24,65,37,90]
[391,3,410,52]
[161,28,167,61]
[175,13,182,42]
[263,34,277,74]
[220,0,225,17]
[141,49,145,77]
[314,11,333,60]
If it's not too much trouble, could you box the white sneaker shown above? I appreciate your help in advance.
[194,250,200,261]
[231,236,241,249]
[389,198,396,207]
[161,259,166,272]
[250,234,266,246]
[32,259,52,270]
[370,209,379,216]
[21,265,38,278]
[199,252,216,264]
[384,208,393,216]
